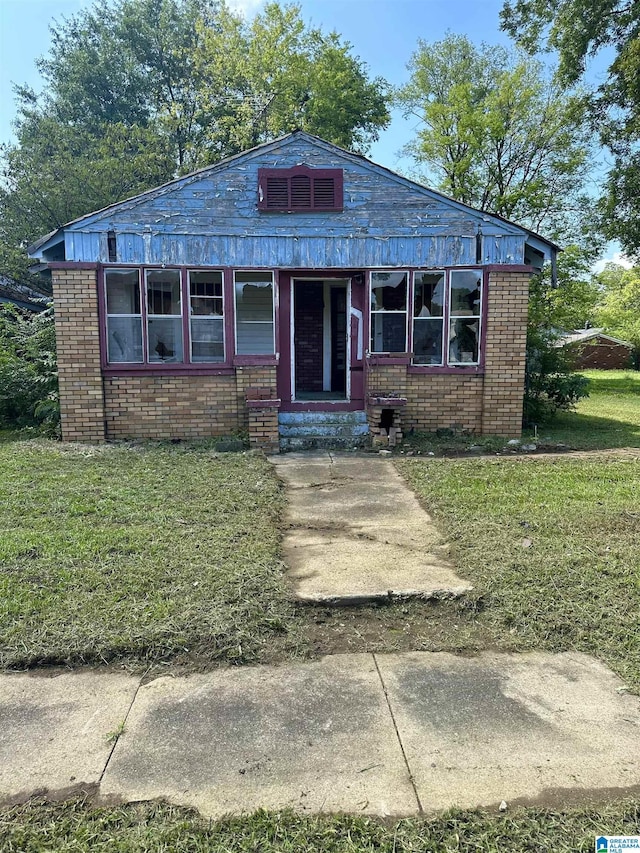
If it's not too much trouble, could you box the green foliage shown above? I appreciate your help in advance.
[524,260,592,425]
[500,0,640,256]
[2,798,640,853]
[0,306,58,430]
[1,0,390,281]
[595,264,640,359]
[523,324,589,425]
[395,34,595,241]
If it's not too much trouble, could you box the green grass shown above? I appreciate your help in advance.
[526,369,640,450]
[398,454,640,690]
[1,799,639,852]
[402,369,640,455]
[0,441,299,669]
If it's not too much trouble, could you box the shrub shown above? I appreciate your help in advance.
[523,326,589,425]
[0,304,58,430]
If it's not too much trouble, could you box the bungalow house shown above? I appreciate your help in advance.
[27,131,558,451]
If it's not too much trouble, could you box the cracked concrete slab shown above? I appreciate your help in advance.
[271,451,471,602]
[100,654,417,818]
[376,651,640,811]
[0,672,140,805]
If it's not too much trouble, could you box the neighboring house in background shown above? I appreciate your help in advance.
[0,276,49,312]
[27,131,558,450]
[557,328,634,370]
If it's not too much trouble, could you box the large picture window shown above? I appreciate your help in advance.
[234,271,275,355]
[370,272,408,353]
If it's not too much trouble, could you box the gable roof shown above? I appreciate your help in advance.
[557,328,633,348]
[28,130,559,259]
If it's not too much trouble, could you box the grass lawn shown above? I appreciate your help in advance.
[2,390,640,848]
[397,453,640,690]
[0,440,300,669]
[530,369,640,450]
[402,369,640,455]
[2,799,639,852]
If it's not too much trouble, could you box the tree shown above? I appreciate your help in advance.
[500,0,640,257]
[1,0,390,284]
[395,34,595,242]
[595,264,640,356]
[0,121,176,285]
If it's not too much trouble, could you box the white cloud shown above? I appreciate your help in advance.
[592,249,634,274]
[227,0,265,17]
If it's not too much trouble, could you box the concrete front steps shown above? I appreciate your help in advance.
[278,410,369,451]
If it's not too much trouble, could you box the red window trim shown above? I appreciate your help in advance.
[99,264,280,372]
[365,267,488,373]
[258,166,344,212]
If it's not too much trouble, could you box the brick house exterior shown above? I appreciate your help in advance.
[29,132,557,450]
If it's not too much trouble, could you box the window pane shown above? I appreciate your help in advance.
[191,318,224,362]
[371,272,407,311]
[148,317,183,363]
[235,273,274,355]
[414,272,444,317]
[106,270,140,314]
[189,271,223,316]
[147,270,181,315]
[450,270,481,316]
[449,318,480,363]
[371,313,406,353]
[413,318,444,365]
[107,316,143,363]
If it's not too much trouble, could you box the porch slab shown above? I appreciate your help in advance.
[271,451,471,602]
[99,654,417,818]
[376,651,640,811]
[0,672,139,805]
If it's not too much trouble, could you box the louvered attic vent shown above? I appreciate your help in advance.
[258,166,343,212]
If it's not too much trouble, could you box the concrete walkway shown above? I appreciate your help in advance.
[270,451,472,603]
[2,651,639,816]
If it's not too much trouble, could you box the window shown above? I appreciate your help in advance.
[146,269,183,363]
[189,270,224,362]
[234,271,275,354]
[258,167,343,212]
[413,271,445,365]
[105,269,143,363]
[448,270,482,364]
[410,269,483,368]
[370,272,408,353]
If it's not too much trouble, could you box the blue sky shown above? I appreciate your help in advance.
[0,0,623,263]
[0,0,518,169]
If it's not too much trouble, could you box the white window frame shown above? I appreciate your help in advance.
[187,269,225,363]
[369,270,409,354]
[233,270,276,355]
[411,269,446,367]
[144,268,184,364]
[104,268,144,364]
[447,269,483,366]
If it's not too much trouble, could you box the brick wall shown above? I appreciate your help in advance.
[366,270,530,438]
[570,340,633,370]
[294,284,324,392]
[104,374,239,439]
[52,267,106,442]
[481,270,529,435]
